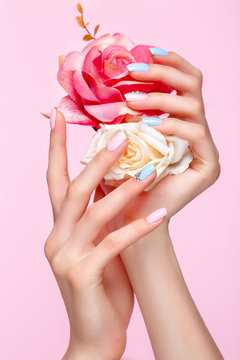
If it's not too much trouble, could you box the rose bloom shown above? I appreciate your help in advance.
[81,122,193,191]
[57,33,175,128]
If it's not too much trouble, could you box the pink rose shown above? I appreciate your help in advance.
[57,33,174,128]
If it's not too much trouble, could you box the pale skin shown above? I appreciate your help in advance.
[45,112,166,360]
[45,50,223,359]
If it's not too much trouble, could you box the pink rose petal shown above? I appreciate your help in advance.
[84,102,143,123]
[130,45,154,64]
[57,51,85,102]
[82,71,123,103]
[82,46,104,80]
[73,70,99,102]
[112,80,157,95]
[58,96,97,126]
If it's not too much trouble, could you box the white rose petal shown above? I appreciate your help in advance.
[81,122,193,191]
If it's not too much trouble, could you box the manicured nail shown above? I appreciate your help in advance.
[149,47,168,56]
[146,207,167,223]
[134,162,156,181]
[160,113,170,119]
[107,131,127,151]
[124,91,148,101]
[126,63,150,72]
[142,116,162,126]
[50,107,56,130]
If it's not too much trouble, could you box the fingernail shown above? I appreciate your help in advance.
[147,207,167,223]
[124,91,148,101]
[149,47,169,56]
[126,63,150,72]
[50,108,56,130]
[142,116,162,126]
[160,113,170,119]
[107,131,127,152]
[134,162,156,181]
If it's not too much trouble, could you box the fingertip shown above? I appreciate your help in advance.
[55,109,66,128]
[146,207,167,224]
[50,107,57,130]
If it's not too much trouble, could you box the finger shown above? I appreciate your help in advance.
[151,117,217,164]
[47,108,70,219]
[88,207,167,272]
[66,164,157,250]
[127,63,200,96]
[149,49,203,79]
[50,131,128,254]
[125,92,203,119]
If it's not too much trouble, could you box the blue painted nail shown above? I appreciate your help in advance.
[134,162,156,181]
[142,116,162,126]
[149,47,168,56]
[126,63,150,72]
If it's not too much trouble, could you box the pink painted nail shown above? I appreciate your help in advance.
[124,91,148,101]
[50,107,57,130]
[107,131,127,151]
[160,113,170,119]
[146,207,167,223]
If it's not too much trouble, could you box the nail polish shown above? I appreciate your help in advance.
[149,47,169,56]
[142,116,162,126]
[124,91,148,101]
[146,207,167,223]
[126,63,150,72]
[107,131,127,151]
[50,108,56,130]
[160,113,170,119]
[134,162,156,181]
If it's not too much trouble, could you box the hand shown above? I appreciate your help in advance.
[44,111,167,359]
[109,50,223,360]
[104,50,220,227]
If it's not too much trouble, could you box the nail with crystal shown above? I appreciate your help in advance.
[124,91,148,101]
[134,162,156,181]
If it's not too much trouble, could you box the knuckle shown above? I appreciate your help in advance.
[202,160,221,187]
[195,68,203,84]
[189,99,202,117]
[51,252,65,276]
[195,124,208,140]
[44,233,55,261]
[210,161,221,183]
[44,239,51,260]
[66,180,84,200]
[190,77,201,93]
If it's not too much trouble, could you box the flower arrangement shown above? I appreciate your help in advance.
[46,3,193,190]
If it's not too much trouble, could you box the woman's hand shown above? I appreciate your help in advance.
[109,50,223,359]
[44,111,167,360]
[104,50,220,227]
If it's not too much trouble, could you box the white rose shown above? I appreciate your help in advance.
[81,122,193,191]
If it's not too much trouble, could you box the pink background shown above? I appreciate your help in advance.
[1,0,239,359]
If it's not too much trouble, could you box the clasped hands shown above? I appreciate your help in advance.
[45,50,221,360]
